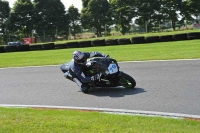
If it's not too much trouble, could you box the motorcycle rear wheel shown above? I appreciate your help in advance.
[118,73,136,88]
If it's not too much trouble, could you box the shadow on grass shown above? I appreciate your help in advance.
[87,87,146,97]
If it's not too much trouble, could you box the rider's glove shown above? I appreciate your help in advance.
[103,54,109,58]
[91,74,100,81]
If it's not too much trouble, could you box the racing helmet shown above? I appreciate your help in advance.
[73,50,87,65]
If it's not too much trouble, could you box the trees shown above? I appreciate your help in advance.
[187,0,200,20]
[160,0,183,31]
[81,0,111,36]
[33,0,68,37]
[0,0,10,44]
[2,0,200,40]
[7,0,34,37]
[68,5,81,38]
[6,0,69,42]
[0,0,10,22]
[134,0,162,32]
[178,0,193,28]
[110,0,136,35]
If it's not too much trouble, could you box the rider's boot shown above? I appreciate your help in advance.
[73,78,89,93]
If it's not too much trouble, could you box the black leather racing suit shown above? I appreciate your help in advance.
[69,52,107,84]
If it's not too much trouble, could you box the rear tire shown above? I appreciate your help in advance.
[118,73,136,88]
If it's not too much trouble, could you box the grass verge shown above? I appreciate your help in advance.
[0,107,200,133]
[0,40,200,68]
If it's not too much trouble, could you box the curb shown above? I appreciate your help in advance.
[1,104,200,119]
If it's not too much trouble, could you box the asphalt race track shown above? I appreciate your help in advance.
[0,59,200,117]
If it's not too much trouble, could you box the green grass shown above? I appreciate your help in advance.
[0,40,200,68]
[0,107,200,133]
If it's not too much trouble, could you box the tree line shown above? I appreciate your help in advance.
[0,0,200,43]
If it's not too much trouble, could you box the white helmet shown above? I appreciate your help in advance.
[73,50,86,65]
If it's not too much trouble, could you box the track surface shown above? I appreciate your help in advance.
[0,60,200,116]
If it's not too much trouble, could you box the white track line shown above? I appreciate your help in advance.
[1,104,200,119]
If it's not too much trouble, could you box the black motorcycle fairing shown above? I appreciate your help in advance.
[87,57,119,72]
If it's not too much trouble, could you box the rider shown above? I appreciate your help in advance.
[67,50,109,93]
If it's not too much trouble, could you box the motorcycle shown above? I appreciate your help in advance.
[60,57,136,93]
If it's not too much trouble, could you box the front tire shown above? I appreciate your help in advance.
[118,73,136,88]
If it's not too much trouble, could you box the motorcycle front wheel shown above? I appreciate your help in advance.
[118,73,136,88]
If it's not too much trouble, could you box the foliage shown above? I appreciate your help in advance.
[68,5,81,38]
[0,0,10,18]
[188,0,200,17]
[160,0,183,31]
[179,0,193,23]
[135,0,162,32]
[110,0,136,35]
[3,0,200,40]
[7,0,34,40]
[81,0,111,37]
[33,0,68,37]
[0,0,10,44]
